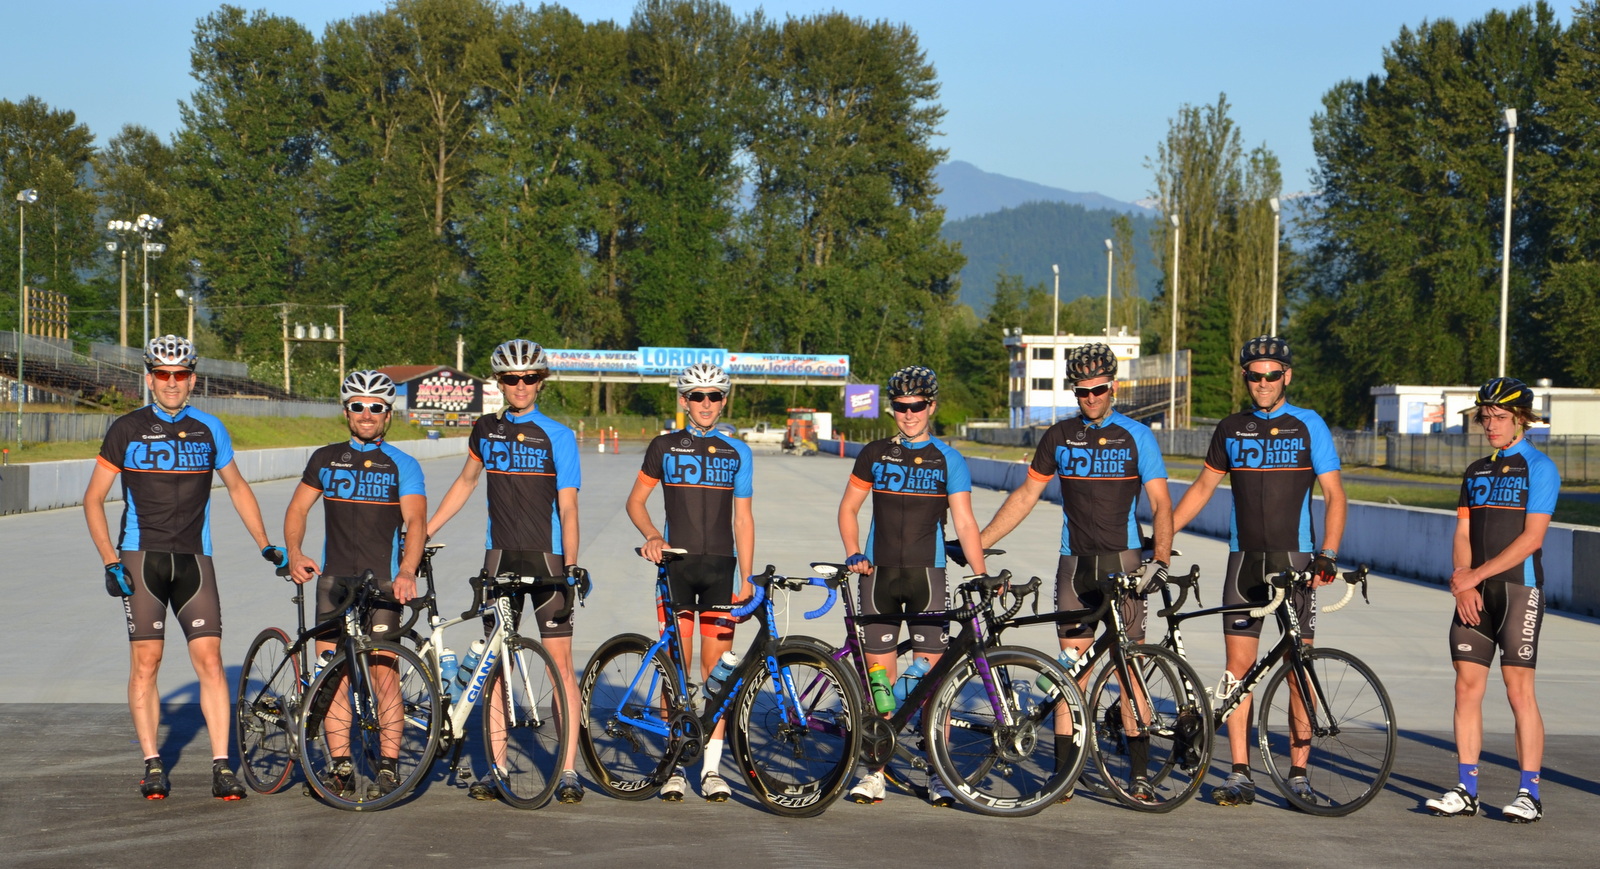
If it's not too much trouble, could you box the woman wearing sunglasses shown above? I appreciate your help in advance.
[839,365,988,806]
[979,342,1173,801]
[626,362,755,802]
[426,339,587,804]
[1172,335,1347,807]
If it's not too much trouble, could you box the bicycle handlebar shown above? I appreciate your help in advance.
[1154,565,1203,619]
[729,565,778,619]
[1250,570,1296,618]
[942,539,1006,569]
[1323,564,1371,613]
[462,568,591,622]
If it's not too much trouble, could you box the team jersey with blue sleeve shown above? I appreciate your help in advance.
[468,407,580,553]
[299,438,426,581]
[638,427,754,557]
[1203,403,1341,553]
[1027,410,1167,555]
[96,404,236,554]
[1458,438,1560,587]
[848,436,972,568]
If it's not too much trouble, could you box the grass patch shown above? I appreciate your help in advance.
[6,415,453,464]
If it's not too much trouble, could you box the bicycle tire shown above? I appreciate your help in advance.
[236,627,299,794]
[732,639,862,817]
[577,633,681,800]
[924,645,1087,817]
[1088,643,1212,813]
[483,637,569,809]
[1257,646,1396,816]
[296,640,442,811]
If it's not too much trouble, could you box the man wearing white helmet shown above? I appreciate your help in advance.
[626,361,755,802]
[427,339,586,804]
[84,335,286,801]
[283,369,427,801]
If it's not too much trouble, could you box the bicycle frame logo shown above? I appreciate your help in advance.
[464,650,499,705]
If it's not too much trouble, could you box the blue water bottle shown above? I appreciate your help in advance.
[457,640,487,688]
[892,657,932,703]
[437,647,458,696]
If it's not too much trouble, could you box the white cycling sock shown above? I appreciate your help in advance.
[702,738,725,777]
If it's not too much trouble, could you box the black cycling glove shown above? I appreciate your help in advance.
[262,545,288,568]
[105,562,132,597]
[1310,552,1338,583]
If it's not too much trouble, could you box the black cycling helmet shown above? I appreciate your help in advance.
[1065,343,1118,383]
[887,366,938,400]
[1474,377,1534,410]
[1239,335,1292,368]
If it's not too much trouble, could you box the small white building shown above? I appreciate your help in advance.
[1003,330,1141,427]
[1370,382,1600,435]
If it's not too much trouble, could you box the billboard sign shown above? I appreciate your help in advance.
[844,384,879,418]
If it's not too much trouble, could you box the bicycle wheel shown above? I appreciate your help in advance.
[483,637,568,809]
[236,627,299,794]
[578,633,681,800]
[924,645,1087,817]
[1258,646,1396,816]
[732,640,862,817]
[297,640,442,811]
[1088,643,1212,813]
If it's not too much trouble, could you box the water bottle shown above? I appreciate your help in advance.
[437,647,459,696]
[1036,646,1079,694]
[457,639,487,688]
[892,657,932,703]
[314,649,335,678]
[867,663,895,715]
[705,651,740,698]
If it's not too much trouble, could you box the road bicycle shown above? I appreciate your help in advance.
[402,543,580,808]
[791,561,1089,817]
[578,550,861,817]
[1152,564,1396,815]
[234,563,316,794]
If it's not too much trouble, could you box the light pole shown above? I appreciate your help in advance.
[15,188,37,449]
[1168,213,1181,429]
[174,288,196,343]
[1499,107,1517,378]
[1268,197,1281,337]
[1104,238,1114,336]
[107,219,136,347]
[132,214,165,404]
[1051,263,1060,424]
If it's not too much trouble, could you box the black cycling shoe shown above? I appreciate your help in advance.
[140,758,170,800]
[367,768,402,800]
[468,775,499,801]
[212,761,247,801]
[557,771,584,804]
[1129,776,1157,803]
[305,758,356,800]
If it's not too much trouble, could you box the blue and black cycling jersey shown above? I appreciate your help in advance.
[1202,402,1340,553]
[638,427,754,557]
[1458,438,1559,588]
[468,407,580,554]
[299,438,425,581]
[1028,410,1167,555]
[97,404,236,554]
[849,436,972,569]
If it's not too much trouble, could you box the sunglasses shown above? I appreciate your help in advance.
[498,373,545,386]
[149,369,194,383]
[1243,369,1287,383]
[891,400,931,414]
[1072,383,1112,398]
[345,401,390,414]
[685,391,726,403]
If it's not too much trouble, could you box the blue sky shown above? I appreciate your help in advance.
[4,1,1553,202]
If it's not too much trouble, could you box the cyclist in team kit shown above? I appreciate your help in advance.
[282,370,428,801]
[625,362,755,802]
[979,343,1173,801]
[1172,335,1346,807]
[840,366,988,807]
[426,339,586,804]
[84,335,285,801]
[1424,378,1558,823]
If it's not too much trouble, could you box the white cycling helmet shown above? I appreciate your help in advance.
[489,338,549,374]
[144,334,198,370]
[340,369,396,403]
[676,362,731,394]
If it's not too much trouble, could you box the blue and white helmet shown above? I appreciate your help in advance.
[144,334,197,370]
[340,369,396,403]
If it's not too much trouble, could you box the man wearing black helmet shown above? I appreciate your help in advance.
[1424,378,1557,823]
[84,335,286,801]
[1172,335,1346,807]
[980,342,1172,801]
[839,365,988,806]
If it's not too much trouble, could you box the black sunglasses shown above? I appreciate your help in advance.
[891,399,931,414]
[685,391,726,403]
[1243,369,1287,383]
[150,369,194,382]
[1072,383,1112,398]
[345,401,390,414]
[498,373,545,386]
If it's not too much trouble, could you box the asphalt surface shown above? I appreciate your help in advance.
[4,441,1598,867]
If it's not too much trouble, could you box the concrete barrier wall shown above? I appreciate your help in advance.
[817,441,1593,614]
[17,437,468,514]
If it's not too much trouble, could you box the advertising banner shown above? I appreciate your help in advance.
[406,368,483,414]
[637,347,727,376]
[844,384,879,418]
[545,348,639,373]
[541,346,848,380]
[726,352,850,379]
